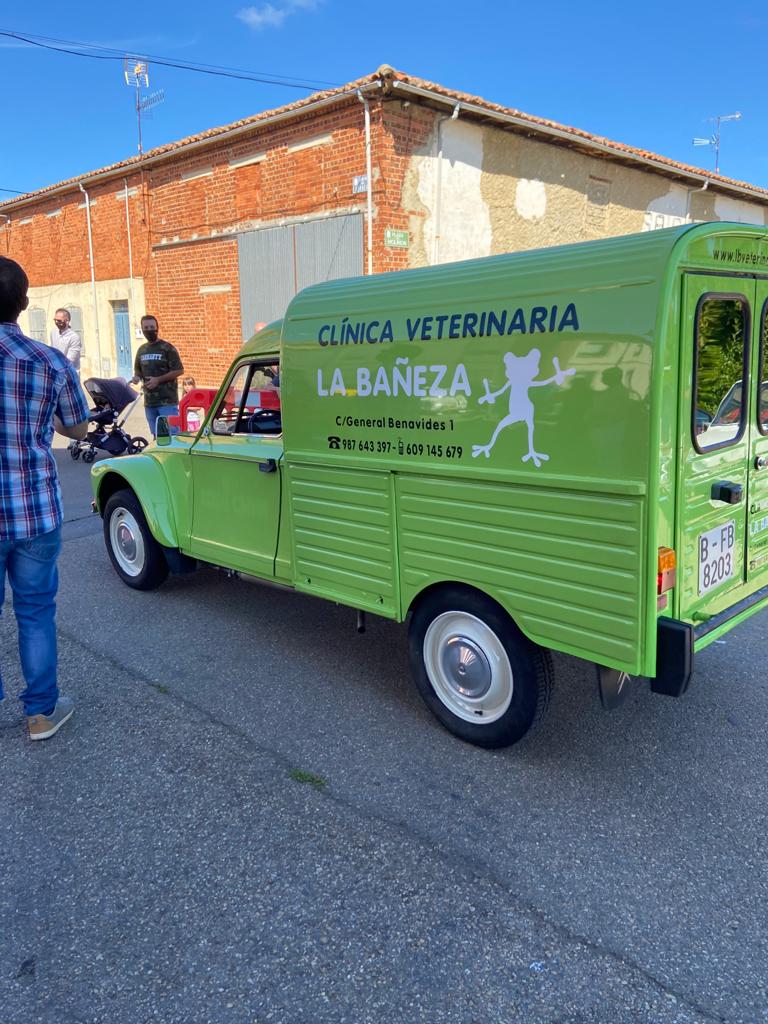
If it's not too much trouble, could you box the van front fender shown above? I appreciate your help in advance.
[91,456,179,549]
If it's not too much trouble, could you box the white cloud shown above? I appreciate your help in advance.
[237,0,319,31]
[237,5,290,29]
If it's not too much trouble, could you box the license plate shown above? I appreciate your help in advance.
[698,521,736,595]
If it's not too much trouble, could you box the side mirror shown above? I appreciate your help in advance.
[155,416,172,446]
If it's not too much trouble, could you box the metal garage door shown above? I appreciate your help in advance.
[237,213,363,340]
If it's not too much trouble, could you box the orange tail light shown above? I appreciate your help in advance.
[657,547,677,595]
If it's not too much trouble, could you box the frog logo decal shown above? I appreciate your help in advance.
[471,349,574,468]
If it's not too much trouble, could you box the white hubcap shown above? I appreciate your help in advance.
[423,611,513,723]
[109,507,145,577]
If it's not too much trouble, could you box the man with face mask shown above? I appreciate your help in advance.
[50,308,82,373]
[130,315,184,437]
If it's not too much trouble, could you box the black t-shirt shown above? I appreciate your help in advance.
[134,339,183,407]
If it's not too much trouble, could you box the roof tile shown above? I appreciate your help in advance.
[2,66,765,207]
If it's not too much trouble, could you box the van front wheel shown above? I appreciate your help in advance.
[408,587,553,748]
[103,489,169,591]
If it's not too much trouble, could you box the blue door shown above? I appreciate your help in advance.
[113,301,132,379]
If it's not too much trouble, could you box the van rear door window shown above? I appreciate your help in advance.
[759,300,768,434]
[693,295,749,451]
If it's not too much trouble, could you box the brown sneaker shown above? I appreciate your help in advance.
[26,696,74,741]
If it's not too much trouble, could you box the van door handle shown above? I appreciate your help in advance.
[258,458,277,473]
[711,481,743,504]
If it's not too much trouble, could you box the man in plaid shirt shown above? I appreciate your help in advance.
[0,257,89,740]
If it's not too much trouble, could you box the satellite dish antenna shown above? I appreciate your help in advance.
[140,89,165,114]
[123,58,148,89]
[692,111,742,174]
[123,58,165,156]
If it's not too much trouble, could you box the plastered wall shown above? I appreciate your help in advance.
[400,113,768,265]
[19,277,147,379]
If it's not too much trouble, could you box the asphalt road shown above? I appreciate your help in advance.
[1,441,767,1023]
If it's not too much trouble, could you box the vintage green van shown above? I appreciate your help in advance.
[92,222,768,747]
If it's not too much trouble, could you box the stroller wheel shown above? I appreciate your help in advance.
[70,446,81,461]
[127,436,149,455]
[82,449,96,464]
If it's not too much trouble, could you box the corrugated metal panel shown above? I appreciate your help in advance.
[295,214,363,292]
[238,224,294,338]
[396,474,646,672]
[238,213,363,340]
[287,461,398,615]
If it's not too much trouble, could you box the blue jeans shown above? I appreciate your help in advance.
[0,527,61,716]
[145,404,179,438]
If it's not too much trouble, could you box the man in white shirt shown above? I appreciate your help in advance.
[50,308,82,373]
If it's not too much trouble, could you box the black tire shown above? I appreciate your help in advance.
[408,585,553,749]
[70,446,81,461]
[103,488,169,591]
[127,436,149,455]
[82,449,96,464]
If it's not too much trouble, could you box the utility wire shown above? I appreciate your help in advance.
[0,187,27,194]
[0,29,341,90]
[24,30,341,86]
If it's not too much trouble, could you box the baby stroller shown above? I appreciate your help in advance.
[68,377,148,464]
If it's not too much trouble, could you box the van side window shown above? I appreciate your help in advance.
[211,361,281,436]
[693,296,748,451]
[212,364,250,434]
[760,300,768,434]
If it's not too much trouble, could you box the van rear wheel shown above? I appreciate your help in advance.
[408,587,553,748]
[103,489,169,591]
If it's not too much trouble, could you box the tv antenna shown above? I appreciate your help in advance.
[692,111,742,175]
[123,58,165,156]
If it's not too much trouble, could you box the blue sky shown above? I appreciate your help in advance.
[2,0,766,197]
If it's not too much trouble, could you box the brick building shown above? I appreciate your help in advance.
[3,64,768,385]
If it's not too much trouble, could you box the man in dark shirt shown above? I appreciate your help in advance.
[0,256,89,740]
[131,315,184,436]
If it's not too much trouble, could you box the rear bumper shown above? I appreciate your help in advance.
[650,617,693,698]
[652,585,768,697]
[693,582,768,643]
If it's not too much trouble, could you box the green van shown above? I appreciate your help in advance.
[92,222,768,747]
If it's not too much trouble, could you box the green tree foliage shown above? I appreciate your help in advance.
[697,299,744,416]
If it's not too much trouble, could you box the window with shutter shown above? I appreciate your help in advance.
[27,307,46,343]
[67,305,85,353]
